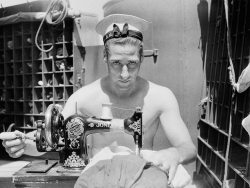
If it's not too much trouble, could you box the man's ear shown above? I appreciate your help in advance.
[104,56,108,64]
[139,53,144,63]
[141,55,144,62]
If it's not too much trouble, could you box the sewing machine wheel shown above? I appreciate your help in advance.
[44,104,64,148]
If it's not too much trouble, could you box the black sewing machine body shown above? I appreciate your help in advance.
[35,104,143,170]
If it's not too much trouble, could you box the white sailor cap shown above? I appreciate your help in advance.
[96,14,151,44]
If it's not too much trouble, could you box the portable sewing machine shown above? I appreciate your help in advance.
[35,103,143,171]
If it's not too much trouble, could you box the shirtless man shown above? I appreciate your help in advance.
[1,14,196,185]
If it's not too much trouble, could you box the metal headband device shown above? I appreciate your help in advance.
[103,23,143,44]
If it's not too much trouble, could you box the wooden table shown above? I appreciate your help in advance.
[0,155,81,188]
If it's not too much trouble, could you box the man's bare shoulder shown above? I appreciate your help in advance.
[145,81,178,110]
[70,79,102,99]
[147,81,174,97]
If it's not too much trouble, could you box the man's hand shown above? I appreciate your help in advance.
[0,130,26,158]
[140,148,180,185]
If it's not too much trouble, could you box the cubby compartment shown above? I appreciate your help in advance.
[34,102,43,114]
[55,59,66,72]
[55,87,64,100]
[54,72,64,86]
[34,74,43,87]
[23,34,32,47]
[15,101,23,114]
[65,86,73,98]
[65,43,73,57]
[24,116,35,127]
[0,89,6,101]
[0,101,5,114]
[34,88,43,100]
[23,47,32,61]
[15,88,23,101]
[15,75,23,87]
[6,89,14,101]
[33,60,42,73]
[65,72,73,85]
[55,43,64,58]
[24,88,32,100]
[0,50,4,62]
[5,63,14,75]
[15,62,23,74]
[5,49,13,63]
[0,38,4,50]
[44,73,53,86]
[24,75,32,87]
[6,37,13,50]
[220,106,229,132]
[199,120,209,141]
[6,101,14,113]
[23,61,33,73]
[215,158,224,181]
[5,75,14,88]
[33,46,41,60]
[14,35,22,48]
[14,115,24,127]
[208,127,219,149]
[42,31,53,45]
[43,59,53,72]
[65,57,73,71]
[217,133,227,157]
[229,141,248,175]
[0,75,5,87]
[44,87,53,101]
[234,175,249,188]
[24,101,33,114]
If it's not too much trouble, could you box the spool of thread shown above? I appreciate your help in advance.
[101,103,113,120]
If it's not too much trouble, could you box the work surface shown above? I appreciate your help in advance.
[0,155,81,188]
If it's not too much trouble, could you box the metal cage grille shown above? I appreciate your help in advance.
[197,0,250,187]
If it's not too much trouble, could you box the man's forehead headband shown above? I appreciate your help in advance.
[103,23,143,44]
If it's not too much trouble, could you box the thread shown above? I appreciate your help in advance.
[101,103,113,120]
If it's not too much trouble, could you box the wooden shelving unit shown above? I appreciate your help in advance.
[0,16,83,131]
[196,0,250,187]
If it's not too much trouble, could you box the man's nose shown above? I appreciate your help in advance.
[120,65,129,79]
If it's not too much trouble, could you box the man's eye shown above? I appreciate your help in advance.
[128,61,138,68]
[112,61,120,65]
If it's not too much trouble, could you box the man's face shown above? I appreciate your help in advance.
[106,44,141,93]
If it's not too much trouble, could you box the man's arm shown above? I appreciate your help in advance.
[0,130,45,158]
[141,88,196,184]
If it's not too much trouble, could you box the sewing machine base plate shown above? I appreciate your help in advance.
[13,160,81,188]
[56,165,85,173]
[26,160,58,173]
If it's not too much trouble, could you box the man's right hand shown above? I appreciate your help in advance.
[0,130,26,158]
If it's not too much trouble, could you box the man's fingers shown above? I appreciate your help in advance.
[0,132,18,140]
[168,164,178,185]
[3,138,23,147]
[6,143,25,154]
[8,148,25,158]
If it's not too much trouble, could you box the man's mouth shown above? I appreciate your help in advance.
[119,79,130,83]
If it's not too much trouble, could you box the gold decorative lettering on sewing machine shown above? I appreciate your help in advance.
[36,104,143,170]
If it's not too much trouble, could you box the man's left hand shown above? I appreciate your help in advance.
[140,148,180,185]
